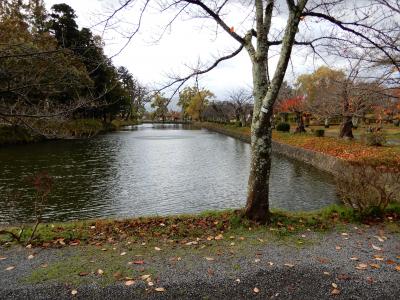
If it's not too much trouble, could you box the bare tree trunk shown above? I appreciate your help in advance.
[244,0,305,224]
[295,111,306,133]
[245,116,272,222]
[340,115,354,139]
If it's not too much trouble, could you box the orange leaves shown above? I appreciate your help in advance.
[275,96,305,113]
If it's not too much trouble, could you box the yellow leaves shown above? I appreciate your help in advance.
[370,263,380,269]
[97,269,104,275]
[214,234,223,240]
[373,255,384,261]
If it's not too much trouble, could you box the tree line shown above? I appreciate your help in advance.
[0,1,148,137]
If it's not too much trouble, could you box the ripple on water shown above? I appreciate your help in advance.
[0,125,339,224]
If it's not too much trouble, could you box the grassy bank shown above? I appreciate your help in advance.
[0,125,44,145]
[199,122,400,166]
[0,118,139,146]
[1,204,399,248]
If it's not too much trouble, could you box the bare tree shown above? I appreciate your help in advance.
[104,0,400,223]
[228,88,253,126]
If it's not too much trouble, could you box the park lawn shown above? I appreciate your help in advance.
[272,131,400,163]
[199,122,400,165]
[1,204,399,249]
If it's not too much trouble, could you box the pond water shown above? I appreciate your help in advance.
[0,124,338,224]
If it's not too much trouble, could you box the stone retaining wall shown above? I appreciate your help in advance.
[199,123,348,175]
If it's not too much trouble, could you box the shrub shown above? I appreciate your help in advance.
[336,160,400,212]
[276,122,290,132]
[314,129,325,137]
[363,130,386,146]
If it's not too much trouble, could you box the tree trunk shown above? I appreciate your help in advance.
[324,118,330,128]
[245,119,272,223]
[295,111,306,133]
[339,115,354,139]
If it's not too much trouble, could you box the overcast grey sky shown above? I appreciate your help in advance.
[45,0,326,99]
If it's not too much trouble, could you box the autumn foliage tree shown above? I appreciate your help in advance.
[275,96,306,133]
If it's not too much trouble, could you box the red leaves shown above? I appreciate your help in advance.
[275,96,305,113]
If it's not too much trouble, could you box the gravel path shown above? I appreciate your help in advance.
[1,224,399,299]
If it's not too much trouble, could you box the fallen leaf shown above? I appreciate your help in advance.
[345,256,358,263]
[0,256,6,260]
[254,259,260,263]
[79,272,89,276]
[133,260,145,265]
[71,289,78,296]
[284,263,294,268]
[332,283,338,288]
[253,287,260,293]
[331,289,340,295]
[5,266,15,271]
[154,247,161,251]
[341,233,348,236]
[141,274,151,280]
[215,234,223,240]
[337,274,350,280]
[97,269,104,275]
[205,257,215,261]
[370,264,380,269]
[373,236,385,242]
[335,246,341,250]
[230,242,235,246]
[148,281,154,286]
[323,272,330,276]
[355,263,368,270]
[386,260,396,265]
[373,255,384,261]
[372,244,382,251]
[120,252,127,256]
[26,244,32,249]
[28,255,34,260]
[125,280,135,286]
[395,265,400,271]
[235,278,241,283]
[155,287,165,292]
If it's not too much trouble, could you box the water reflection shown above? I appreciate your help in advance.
[0,124,338,224]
